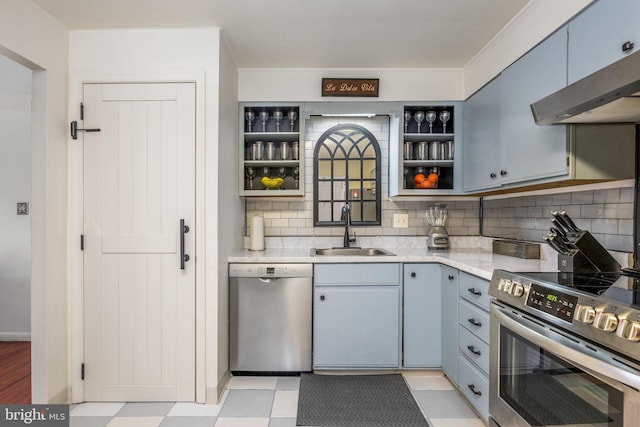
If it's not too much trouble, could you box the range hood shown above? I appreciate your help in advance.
[531,50,640,125]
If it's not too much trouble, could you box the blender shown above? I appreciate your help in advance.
[426,203,449,249]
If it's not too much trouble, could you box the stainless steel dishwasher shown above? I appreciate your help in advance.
[229,263,312,373]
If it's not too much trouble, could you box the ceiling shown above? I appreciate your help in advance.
[30,0,530,69]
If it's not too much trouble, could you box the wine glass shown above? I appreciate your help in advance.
[273,110,283,132]
[403,111,412,133]
[425,111,437,133]
[439,110,451,134]
[259,110,270,132]
[288,110,297,132]
[245,109,255,132]
[414,111,425,133]
[245,167,256,189]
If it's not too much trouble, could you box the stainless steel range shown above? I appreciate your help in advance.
[488,269,640,427]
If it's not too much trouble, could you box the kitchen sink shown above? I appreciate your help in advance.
[311,247,395,256]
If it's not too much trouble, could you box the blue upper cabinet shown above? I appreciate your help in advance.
[568,0,640,84]
[498,27,568,185]
[463,26,569,192]
[462,76,502,192]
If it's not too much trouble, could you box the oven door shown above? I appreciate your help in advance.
[490,302,640,427]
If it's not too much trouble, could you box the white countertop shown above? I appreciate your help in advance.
[228,247,558,280]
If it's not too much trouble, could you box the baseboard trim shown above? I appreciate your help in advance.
[0,332,31,341]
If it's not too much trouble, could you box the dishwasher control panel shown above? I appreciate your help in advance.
[229,263,313,278]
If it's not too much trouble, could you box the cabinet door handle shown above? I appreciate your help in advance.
[320,295,325,301]
[500,169,507,176]
[468,287,482,296]
[411,272,416,278]
[468,318,482,327]
[622,41,635,53]
[448,275,455,281]
[490,172,497,179]
[468,384,482,396]
[180,219,190,270]
[467,345,481,356]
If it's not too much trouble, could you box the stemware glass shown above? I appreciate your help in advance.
[404,111,412,133]
[288,110,297,132]
[273,110,284,132]
[245,167,256,189]
[259,110,270,132]
[414,111,425,133]
[425,111,437,133]
[245,109,255,132]
[439,110,451,134]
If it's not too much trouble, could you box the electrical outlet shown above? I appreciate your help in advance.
[393,213,409,228]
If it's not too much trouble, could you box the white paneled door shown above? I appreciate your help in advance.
[83,83,196,401]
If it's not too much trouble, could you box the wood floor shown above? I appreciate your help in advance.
[0,342,31,404]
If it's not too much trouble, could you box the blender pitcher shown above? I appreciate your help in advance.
[427,203,449,249]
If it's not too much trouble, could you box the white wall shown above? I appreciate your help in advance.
[239,68,464,102]
[0,55,31,340]
[69,27,235,403]
[0,0,69,404]
[215,35,241,399]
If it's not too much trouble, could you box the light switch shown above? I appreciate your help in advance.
[393,213,408,228]
[17,202,29,215]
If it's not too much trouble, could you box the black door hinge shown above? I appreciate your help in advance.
[80,235,84,251]
[71,103,101,140]
[81,363,85,380]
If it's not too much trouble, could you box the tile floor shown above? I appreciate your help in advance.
[70,371,485,427]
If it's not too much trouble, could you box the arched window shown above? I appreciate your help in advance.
[314,124,381,226]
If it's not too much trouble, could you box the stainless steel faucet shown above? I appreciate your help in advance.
[341,202,356,248]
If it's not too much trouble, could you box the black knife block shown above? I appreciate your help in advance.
[558,230,620,274]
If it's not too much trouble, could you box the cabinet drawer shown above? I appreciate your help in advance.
[314,263,401,286]
[458,300,489,344]
[459,327,489,375]
[458,355,489,423]
[458,272,490,309]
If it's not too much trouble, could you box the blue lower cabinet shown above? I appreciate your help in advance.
[313,264,401,369]
[441,266,459,385]
[403,264,442,368]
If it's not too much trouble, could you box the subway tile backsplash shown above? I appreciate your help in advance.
[245,117,634,253]
[483,186,634,252]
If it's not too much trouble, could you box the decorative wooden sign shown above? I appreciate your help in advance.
[322,78,379,97]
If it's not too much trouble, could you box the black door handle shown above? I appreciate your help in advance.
[468,318,482,327]
[468,384,482,396]
[411,272,416,278]
[467,345,481,356]
[180,219,190,270]
[468,288,482,296]
[320,295,325,301]
[448,275,455,281]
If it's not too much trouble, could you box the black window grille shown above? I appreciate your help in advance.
[313,124,381,226]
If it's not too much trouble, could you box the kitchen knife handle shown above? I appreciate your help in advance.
[559,210,580,231]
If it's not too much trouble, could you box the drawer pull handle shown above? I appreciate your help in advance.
[467,345,481,356]
[622,41,635,53]
[468,384,482,396]
[468,288,482,296]
[468,318,482,327]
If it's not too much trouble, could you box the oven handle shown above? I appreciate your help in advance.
[492,305,640,391]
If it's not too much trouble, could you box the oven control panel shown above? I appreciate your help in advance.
[525,283,578,323]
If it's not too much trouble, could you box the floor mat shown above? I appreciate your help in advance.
[296,373,429,427]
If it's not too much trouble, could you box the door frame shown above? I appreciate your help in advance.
[68,72,207,403]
